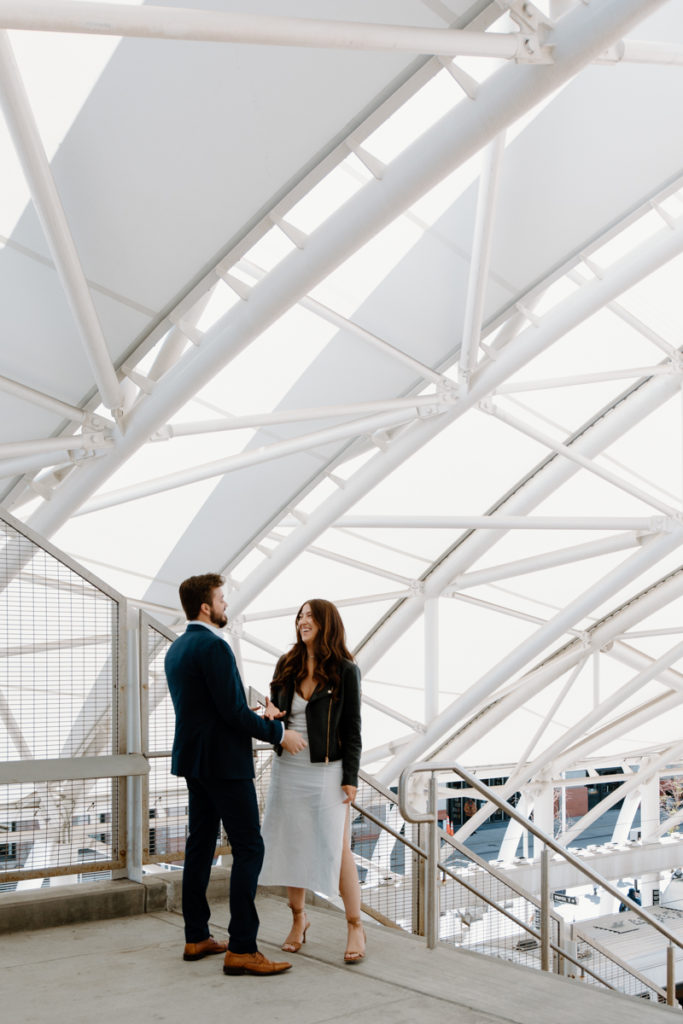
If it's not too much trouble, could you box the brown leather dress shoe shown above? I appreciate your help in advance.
[223,950,292,976]
[183,936,230,961]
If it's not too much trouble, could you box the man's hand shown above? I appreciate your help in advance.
[281,729,307,755]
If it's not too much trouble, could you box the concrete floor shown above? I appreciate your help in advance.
[2,893,679,1024]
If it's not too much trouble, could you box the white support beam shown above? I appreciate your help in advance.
[304,543,414,587]
[383,552,683,788]
[0,32,123,413]
[647,804,683,841]
[361,694,426,733]
[78,404,432,515]
[0,435,112,459]
[612,792,641,845]
[456,637,683,842]
[25,0,668,544]
[379,528,683,788]
[335,514,663,530]
[459,132,506,390]
[516,657,587,768]
[151,394,451,441]
[242,590,411,622]
[0,451,93,481]
[484,400,680,517]
[239,259,451,389]
[599,39,683,67]
[424,598,439,723]
[559,743,683,847]
[449,531,644,591]
[0,2,543,61]
[0,374,109,427]
[495,364,677,394]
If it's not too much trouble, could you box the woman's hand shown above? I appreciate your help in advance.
[262,698,286,720]
[341,785,357,805]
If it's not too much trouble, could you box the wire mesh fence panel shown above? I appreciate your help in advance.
[143,620,229,864]
[0,513,123,886]
[437,837,560,972]
[0,777,120,884]
[352,776,416,931]
[571,932,662,1002]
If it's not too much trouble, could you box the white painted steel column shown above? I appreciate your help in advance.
[459,133,506,389]
[560,743,683,846]
[612,792,640,845]
[456,636,683,842]
[424,598,439,724]
[126,605,143,883]
[386,555,683,790]
[377,528,683,786]
[0,32,123,413]
[26,0,666,540]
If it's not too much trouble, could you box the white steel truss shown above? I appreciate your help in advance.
[4,0,683,894]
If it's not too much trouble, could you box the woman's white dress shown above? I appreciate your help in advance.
[260,691,347,897]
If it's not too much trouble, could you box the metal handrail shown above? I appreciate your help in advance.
[399,760,681,1006]
[354,770,664,998]
[437,827,666,1000]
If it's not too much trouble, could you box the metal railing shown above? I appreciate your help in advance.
[0,518,679,1010]
[0,507,147,887]
[399,761,683,1007]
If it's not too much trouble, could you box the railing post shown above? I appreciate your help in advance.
[126,604,143,882]
[667,942,675,1007]
[540,846,550,972]
[556,916,566,976]
[426,773,440,949]
[414,823,426,936]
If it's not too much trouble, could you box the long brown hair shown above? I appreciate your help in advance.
[272,599,353,697]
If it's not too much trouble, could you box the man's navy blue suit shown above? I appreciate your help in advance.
[165,622,282,952]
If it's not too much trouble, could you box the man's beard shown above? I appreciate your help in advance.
[210,609,228,629]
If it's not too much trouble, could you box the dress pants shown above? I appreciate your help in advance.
[182,776,264,953]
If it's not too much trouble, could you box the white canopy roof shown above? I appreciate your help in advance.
[3,0,683,789]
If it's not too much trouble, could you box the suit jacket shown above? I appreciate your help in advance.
[165,622,282,779]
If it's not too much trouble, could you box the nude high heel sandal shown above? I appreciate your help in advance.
[282,904,310,953]
[343,916,366,964]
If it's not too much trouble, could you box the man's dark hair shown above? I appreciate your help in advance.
[178,573,224,621]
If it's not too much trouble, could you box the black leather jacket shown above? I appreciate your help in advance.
[270,658,362,788]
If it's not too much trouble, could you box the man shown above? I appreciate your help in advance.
[165,573,306,976]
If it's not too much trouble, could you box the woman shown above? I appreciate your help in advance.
[259,599,365,963]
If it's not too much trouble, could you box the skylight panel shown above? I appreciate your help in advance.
[195,280,241,332]
[361,68,461,165]
[2,6,142,237]
[192,304,335,417]
[285,154,371,235]
[310,214,424,317]
[408,151,482,227]
[588,209,667,269]
[616,252,683,343]
[241,225,297,274]
[532,275,580,317]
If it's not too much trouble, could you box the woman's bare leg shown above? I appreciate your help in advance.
[339,811,365,959]
[282,886,309,952]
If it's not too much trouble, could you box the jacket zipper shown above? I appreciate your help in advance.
[325,693,332,762]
